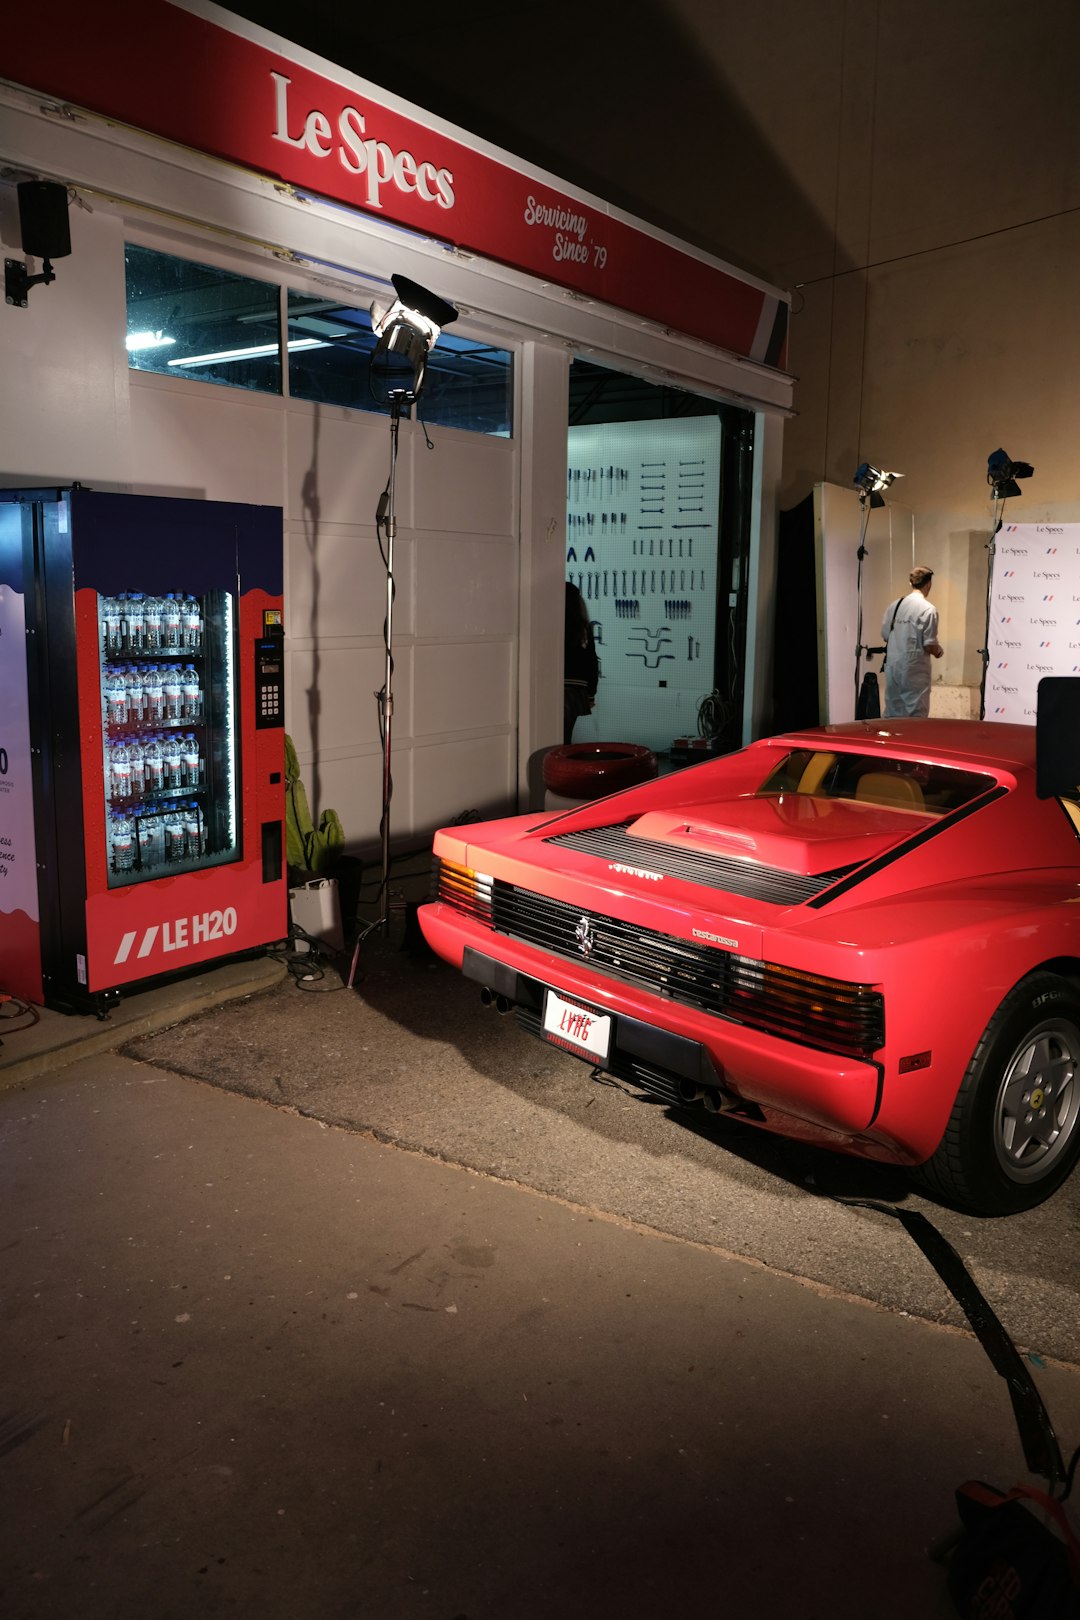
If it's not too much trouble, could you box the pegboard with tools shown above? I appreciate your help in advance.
[566,416,721,752]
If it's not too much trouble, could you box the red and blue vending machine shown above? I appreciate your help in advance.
[0,487,287,1013]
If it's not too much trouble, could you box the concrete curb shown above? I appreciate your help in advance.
[0,955,288,1089]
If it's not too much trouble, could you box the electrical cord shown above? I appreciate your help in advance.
[267,925,350,991]
[0,994,41,1045]
[697,688,735,740]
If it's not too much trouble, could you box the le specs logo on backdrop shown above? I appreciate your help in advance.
[271,73,456,212]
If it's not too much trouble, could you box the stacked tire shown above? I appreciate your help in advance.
[543,742,658,809]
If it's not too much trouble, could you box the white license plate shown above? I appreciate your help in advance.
[542,988,612,1063]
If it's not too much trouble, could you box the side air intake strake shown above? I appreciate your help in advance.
[544,821,854,905]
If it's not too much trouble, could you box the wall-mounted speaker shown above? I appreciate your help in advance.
[17,181,71,262]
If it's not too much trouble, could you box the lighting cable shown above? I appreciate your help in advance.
[0,993,41,1045]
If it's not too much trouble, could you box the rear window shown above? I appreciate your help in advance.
[757,750,995,815]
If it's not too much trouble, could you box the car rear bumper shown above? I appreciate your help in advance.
[421,902,885,1143]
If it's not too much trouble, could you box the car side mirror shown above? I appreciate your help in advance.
[1036,676,1080,798]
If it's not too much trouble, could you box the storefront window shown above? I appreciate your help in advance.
[124,245,282,395]
[123,249,513,433]
[286,290,513,436]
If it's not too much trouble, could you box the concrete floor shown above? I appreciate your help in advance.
[2,934,1080,1618]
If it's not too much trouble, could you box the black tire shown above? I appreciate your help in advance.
[914,971,1080,1215]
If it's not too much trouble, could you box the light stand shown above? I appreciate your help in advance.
[347,274,457,987]
[852,462,903,714]
[377,392,407,933]
[978,449,1034,718]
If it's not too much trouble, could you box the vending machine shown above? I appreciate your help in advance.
[0,487,286,1013]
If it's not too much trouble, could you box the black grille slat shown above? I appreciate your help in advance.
[491,882,883,1059]
[493,885,732,1019]
[544,821,853,905]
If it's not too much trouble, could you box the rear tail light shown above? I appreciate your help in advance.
[726,956,885,1060]
[434,858,493,925]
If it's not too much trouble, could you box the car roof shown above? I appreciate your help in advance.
[770,718,1035,772]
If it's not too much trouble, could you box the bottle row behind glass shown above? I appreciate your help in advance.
[101,593,203,656]
[108,733,204,802]
[104,664,203,728]
[109,803,206,873]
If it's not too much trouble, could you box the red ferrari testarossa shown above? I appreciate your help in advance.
[420,718,1080,1215]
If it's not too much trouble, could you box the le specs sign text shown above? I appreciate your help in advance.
[271,73,455,212]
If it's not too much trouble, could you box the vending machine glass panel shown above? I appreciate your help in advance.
[99,586,240,887]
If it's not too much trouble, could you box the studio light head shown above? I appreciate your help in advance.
[987,448,1034,501]
[369,273,458,403]
[853,462,903,509]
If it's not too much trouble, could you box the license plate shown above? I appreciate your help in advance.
[542,988,612,1063]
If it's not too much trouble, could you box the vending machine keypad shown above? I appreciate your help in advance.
[254,639,284,730]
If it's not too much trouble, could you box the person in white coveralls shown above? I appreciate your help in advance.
[881,565,943,718]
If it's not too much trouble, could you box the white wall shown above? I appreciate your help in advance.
[0,197,132,487]
[0,191,525,853]
[125,312,520,851]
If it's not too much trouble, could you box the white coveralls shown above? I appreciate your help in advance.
[882,590,939,717]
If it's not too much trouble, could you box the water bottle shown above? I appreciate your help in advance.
[105,669,128,729]
[164,808,186,863]
[110,810,134,873]
[163,593,182,651]
[163,668,183,723]
[125,593,145,652]
[107,594,126,655]
[181,665,202,722]
[143,735,164,795]
[143,592,162,653]
[184,802,204,860]
[125,667,146,726]
[101,595,118,655]
[145,666,165,725]
[128,737,145,799]
[182,595,203,653]
[140,810,164,870]
[109,740,132,801]
[161,732,183,791]
[181,733,203,790]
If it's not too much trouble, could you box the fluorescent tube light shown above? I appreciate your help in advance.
[167,338,327,368]
[126,330,176,351]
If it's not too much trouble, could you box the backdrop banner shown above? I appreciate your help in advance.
[984,524,1080,723]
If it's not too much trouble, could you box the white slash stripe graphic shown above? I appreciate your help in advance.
[137,926,159,959]
[114,931,137,965]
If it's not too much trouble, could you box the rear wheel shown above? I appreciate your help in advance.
[915,972,1080,1215]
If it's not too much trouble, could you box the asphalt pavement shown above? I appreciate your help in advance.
[114,933,1080,1370]
[2,933,1080,1619]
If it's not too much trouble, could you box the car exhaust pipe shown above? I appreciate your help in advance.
[480,986,495,1008]
[678,1079,705,1105]
[703,1085,744,1115]
[494,994,512,1015]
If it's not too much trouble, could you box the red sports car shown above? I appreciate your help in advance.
[420,718,1080,1215]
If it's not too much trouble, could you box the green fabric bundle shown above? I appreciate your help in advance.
[285,734,345,877]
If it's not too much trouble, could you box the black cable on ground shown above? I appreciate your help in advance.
[835,1196,1069,1491]
[267,926,351,992]
[0,994,41,1046]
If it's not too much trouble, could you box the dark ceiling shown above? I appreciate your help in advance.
[223,0,839,288]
